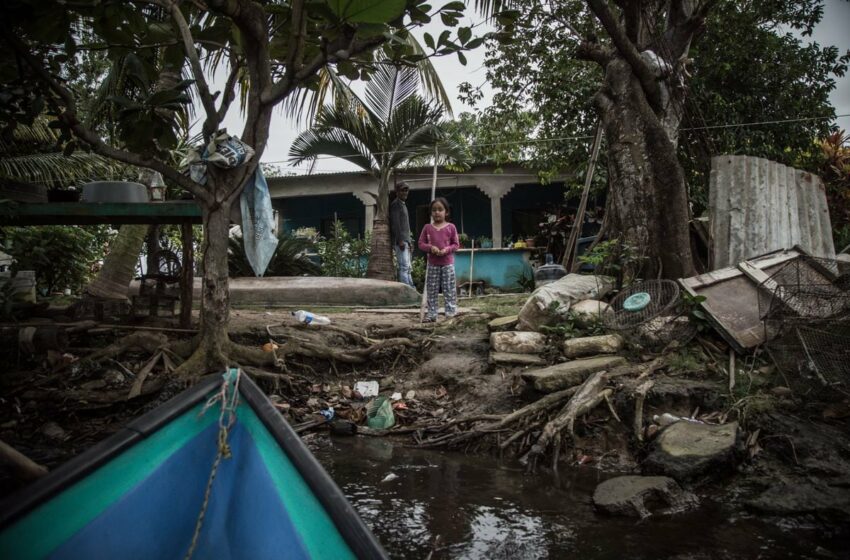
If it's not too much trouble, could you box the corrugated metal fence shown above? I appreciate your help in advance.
[709,155,835,269]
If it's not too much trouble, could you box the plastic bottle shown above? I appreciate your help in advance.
[292,310,331,325]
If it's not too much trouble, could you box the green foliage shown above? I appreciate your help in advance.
[2,225,109,295]
[681,292,711,333]
[316,220,371,278]
[228,232,319,278]
[510,265,535,292]
[411,255,427,291]
[540,311,606,339]
[465,0,849,212]
[0,276,25,320]
[577,239,644,286]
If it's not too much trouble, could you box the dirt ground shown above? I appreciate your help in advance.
[2,295,850,539]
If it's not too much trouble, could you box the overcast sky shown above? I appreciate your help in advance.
[226,1,850,174]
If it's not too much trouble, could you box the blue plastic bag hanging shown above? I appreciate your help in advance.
[240,165,278,276]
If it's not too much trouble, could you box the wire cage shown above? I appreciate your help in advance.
[759,256,850,389]
[603,279,697,350]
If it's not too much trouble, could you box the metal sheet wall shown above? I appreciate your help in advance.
[709,155,835,268]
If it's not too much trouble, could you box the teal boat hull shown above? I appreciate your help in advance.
[0,372,386,559]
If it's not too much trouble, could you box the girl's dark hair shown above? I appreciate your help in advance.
[430,197,451,217]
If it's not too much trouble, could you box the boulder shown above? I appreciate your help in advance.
[489,352,547,366]
[593,475,698,518]
[521,355,627,393]
[490,331,547,354]
[562,334,624,358]
[643,421,740,481]
[570,299,611,326]
[745,481,850,523]
[518,274,615,331]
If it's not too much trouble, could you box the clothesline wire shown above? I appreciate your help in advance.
[260,113,850,166]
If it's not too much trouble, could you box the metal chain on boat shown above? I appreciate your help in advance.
[184,370,241,560]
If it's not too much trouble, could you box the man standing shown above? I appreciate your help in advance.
[389,182,415,287]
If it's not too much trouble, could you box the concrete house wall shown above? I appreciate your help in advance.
[266,164,571,248]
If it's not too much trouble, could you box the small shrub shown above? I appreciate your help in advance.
[411,255,426,291]
[3,225,109,295]
[316,220,371,277]
[228,232,320,277]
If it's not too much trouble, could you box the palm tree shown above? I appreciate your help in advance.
[289,64,467,280]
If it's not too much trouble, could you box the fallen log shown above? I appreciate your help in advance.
[521,370,610,471]
[418,385,581,449]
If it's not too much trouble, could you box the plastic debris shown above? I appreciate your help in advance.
[381,473,399,483]
[319,408,335,421]
[391,392,402,401]
[367,397,395,430]
[292,310,331,325]
[653,413,704,427]
[354,381,379,398]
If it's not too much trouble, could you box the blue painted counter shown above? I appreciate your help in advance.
[453,248,535,289]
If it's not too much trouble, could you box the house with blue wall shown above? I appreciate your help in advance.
[266,164,601,289]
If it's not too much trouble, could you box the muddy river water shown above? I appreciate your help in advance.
[313,437,843,559]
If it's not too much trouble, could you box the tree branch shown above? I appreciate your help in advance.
[285,0,307,78]
[157,0,219,135]
[264,34,385,106]
[576,40,613,66]
[216,54,241,122]
[586,0,663,112]
[1,29,211,204]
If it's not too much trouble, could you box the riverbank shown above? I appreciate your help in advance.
[1,294,849,557]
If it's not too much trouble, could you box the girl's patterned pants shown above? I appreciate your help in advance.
[425,264,457,320]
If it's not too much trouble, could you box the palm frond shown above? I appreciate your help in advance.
[393,34,454,116]
[364,64,420,123]
[289,128,376,172]
[229,233,320,277]
[472,0,517,18]
[0,152,126,186]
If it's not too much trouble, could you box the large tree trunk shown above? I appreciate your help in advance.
[366,170,394,280]
[176,200,232,376]
[366,218,394,280]
[595,57,695,279]
[84,224,149,299]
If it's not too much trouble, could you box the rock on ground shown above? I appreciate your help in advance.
[745,480,850,524]
[562,334,623,358]
[570,299,611,326]
[643,421,740,481]
[593,475,698,518]
[489,352,547,366]
[521,356,627,393]
[518,274,614,331]
[490,331,547,354]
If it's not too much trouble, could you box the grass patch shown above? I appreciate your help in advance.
[466,293,528,317]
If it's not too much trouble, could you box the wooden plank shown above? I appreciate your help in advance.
[679,250,806,353]
[0,202,202,226]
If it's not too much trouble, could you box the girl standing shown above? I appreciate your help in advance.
[418,197,460,322]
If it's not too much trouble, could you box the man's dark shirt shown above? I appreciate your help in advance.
[389,197,411,246]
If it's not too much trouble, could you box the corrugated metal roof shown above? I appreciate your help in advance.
[709,155,835,269]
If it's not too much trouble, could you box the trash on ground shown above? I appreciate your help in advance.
[367,396,396,430]
[381,473,399,483]
[291,310,331,325]
[354,380,379,398]
[604,279,696,351]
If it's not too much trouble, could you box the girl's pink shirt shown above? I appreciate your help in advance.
[418,222,460,266]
